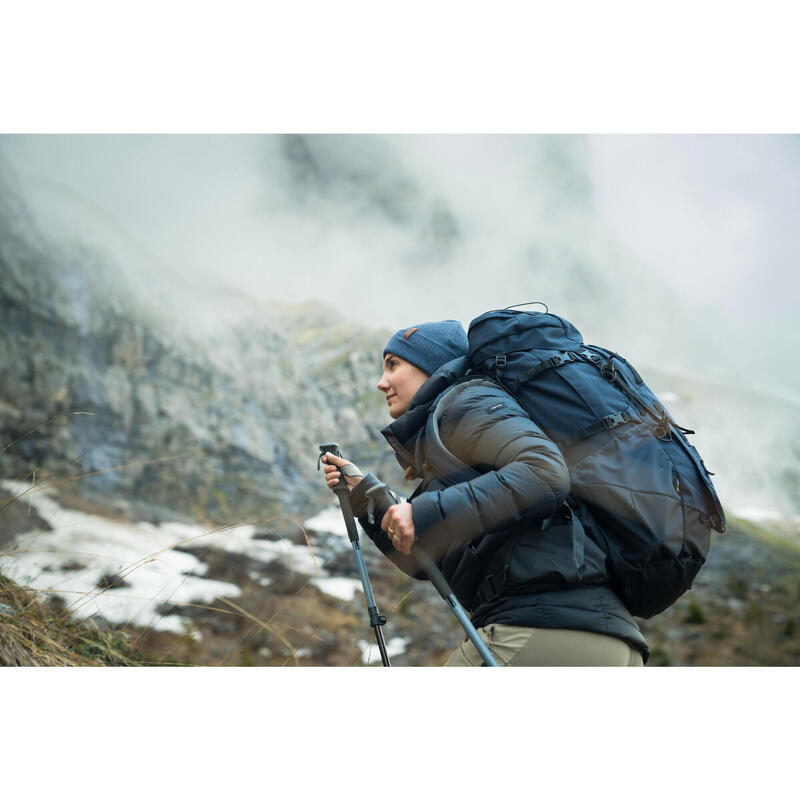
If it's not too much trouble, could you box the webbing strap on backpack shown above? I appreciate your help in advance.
[560,409,636,448]
[509,350,581,386]
[416,378,488,488]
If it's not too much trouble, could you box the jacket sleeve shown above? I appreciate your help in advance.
[410,383,570,562]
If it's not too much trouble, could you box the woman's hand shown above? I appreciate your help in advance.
[321,452,363,491]
[380,502,416,555]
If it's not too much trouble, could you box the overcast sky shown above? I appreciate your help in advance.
[1,134,798,401]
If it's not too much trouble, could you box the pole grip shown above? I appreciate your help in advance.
[319,442,360,543]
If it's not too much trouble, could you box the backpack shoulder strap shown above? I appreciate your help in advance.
[420,378,496,488]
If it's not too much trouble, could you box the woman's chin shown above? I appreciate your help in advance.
[388,402,405,419]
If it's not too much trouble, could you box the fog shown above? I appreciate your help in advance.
[1,134,799,512]
[1,134,797,397]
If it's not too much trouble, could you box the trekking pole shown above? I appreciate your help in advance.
[364,480,499,667]
[318,443,391,667]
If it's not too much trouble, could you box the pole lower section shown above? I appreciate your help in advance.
[411,543,498,667]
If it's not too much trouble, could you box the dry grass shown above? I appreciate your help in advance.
[0,571,143,666]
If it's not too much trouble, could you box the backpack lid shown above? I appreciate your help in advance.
[468,309,584,364]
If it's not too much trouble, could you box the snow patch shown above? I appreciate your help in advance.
[310,576,363,602]
[732,506,800,526]
[178,521,321,575]
[357,636,413,665]
[0,481,242,632]
[302,506,350,539]
[734,507,785,523]
[0,481,375,635]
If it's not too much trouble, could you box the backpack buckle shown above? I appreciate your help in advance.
[478,572,501,604]
[579,349,603,366]
[602,412,626,430]
[548,352,573,368]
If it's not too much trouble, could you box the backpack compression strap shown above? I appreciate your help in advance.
[417,378,488,487]
[504,348,622,389]
[498,346,684,443]
[507,350,582,387]
[491,349,637,447]
[559,410,636,448]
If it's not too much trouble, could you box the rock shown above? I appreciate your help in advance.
[0,487,52,546]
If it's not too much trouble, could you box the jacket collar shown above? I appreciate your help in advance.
[380,356,468,466]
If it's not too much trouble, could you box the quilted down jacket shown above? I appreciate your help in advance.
[351,359,649,659]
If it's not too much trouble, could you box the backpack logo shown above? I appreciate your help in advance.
[487,403,504,414]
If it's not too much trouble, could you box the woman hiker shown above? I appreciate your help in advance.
[321,320,648,666]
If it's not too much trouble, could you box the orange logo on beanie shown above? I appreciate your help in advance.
[403,327,419,340]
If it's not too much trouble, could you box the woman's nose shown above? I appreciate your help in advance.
[377,373,390,391]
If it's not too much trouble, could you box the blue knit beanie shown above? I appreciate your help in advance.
[383,320,468,376]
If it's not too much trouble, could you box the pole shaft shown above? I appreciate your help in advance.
[446,594,498,667]
[414,545,498,667]
[333,483,391,666]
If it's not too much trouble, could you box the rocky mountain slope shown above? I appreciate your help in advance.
[0,176,405,528]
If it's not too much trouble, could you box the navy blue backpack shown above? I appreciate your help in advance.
[464,306,726,618]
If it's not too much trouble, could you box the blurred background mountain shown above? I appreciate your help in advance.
[1,135,798,666]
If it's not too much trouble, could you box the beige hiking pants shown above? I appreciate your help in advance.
[443,623,644,666]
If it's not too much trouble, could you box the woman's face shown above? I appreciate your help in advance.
[377,353,430,419]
